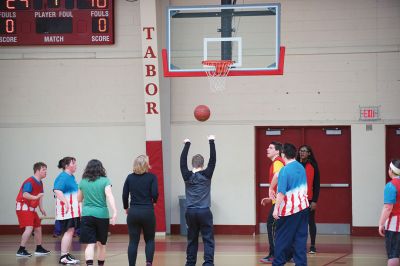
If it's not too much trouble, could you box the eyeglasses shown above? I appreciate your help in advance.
[299,149,309,152]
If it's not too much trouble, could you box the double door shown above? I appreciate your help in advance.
[255,126,352,234]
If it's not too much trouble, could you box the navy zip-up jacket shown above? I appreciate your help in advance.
[180,139,216,208]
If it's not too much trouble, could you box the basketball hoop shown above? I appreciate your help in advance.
[202,60,234,93]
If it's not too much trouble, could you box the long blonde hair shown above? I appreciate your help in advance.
[133,155,151,174]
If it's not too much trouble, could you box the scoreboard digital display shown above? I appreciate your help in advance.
[0,0,114,45]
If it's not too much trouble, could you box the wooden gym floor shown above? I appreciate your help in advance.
[0,234,386,266]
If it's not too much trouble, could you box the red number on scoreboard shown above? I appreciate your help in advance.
[6,19,15,33]
[6,0,15,9]
[6,0,29,9]
[98,18,107,32]
[92,0,107,8]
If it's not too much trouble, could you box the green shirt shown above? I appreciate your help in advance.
[79,176,111,219]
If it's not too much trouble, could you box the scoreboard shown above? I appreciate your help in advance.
[0,0,114,45]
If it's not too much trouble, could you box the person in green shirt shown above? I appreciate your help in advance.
[78,159,117,266]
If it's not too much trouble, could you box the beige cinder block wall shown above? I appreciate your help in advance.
[0,0,399,231]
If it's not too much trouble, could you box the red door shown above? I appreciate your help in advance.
[255,126,352,234]
[386,125,400,182]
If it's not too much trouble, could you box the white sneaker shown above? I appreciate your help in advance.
[59,254,79,264]
[67,254,80,263]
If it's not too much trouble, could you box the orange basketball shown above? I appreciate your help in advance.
[194,105,211,122]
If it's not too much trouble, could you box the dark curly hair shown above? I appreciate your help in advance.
[296,144,318,167]
[82,159,107,182]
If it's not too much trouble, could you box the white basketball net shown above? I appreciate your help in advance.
[202,60,234,93]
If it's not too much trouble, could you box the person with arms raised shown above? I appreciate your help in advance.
[180,135,216,266]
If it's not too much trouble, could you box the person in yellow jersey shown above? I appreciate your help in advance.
[260,142,285,264]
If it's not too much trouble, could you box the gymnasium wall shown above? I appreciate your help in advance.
[0,0,399,233]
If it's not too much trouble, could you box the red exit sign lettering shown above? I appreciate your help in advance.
[359,106,380,121]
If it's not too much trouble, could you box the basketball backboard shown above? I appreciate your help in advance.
[163,3,285,77]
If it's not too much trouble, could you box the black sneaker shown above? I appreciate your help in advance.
[59,253,79,264]
[309,246,317,254]
[259,254,274,263]
[286,257,294,263]
[16,249,32,257]
[35,246,50,256]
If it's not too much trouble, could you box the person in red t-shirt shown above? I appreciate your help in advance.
[259,141,284,264]
[15,162,50,257]
[297,145,320,254]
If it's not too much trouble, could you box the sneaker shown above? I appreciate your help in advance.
[67,254,80,264]
[309,246,317,254]
[35,246,50,256]
[16,249,32,257]
[67,253,80,264]
[146,262,152,266]
[59,254,79,264]
[259,254,274,264]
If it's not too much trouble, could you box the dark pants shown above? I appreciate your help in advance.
[185,208,215,266]
[385,230,400,259]
[127,207,156,266]
[267,204,276,256]
[308,201,316,246]
[54,220,62,236]
[273,209,309,266]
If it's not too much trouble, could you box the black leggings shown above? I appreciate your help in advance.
[127,207,156,266]
[266,204,275,255]
[309,207,317,246]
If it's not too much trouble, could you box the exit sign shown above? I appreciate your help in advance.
[359,106,380,121]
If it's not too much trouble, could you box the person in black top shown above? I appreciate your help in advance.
[180,135,216,266]
[122,155,158,266]
[297,145,320,254]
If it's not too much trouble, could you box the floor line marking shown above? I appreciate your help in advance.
[323,252,351,266]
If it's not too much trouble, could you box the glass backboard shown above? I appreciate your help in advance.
[163,3,284,77]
